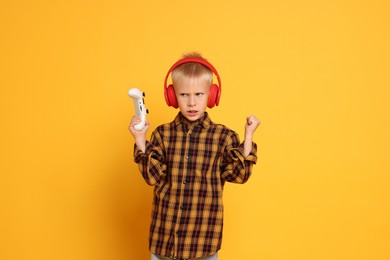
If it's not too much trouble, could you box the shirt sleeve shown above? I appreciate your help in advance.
[220,131,258,184]
[133,129,167,186]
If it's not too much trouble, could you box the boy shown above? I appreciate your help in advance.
[128,52,260,260]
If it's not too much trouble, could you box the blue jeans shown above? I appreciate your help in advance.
[151,253,218,260]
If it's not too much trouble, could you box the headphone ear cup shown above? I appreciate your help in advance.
[165,84,178,108]
[208,84,220,108]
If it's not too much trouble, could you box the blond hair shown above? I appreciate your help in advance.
[171,52,213,87]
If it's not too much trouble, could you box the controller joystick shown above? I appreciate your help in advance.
[128,88,149,130]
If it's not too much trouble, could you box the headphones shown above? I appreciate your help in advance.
[164,57,222,108]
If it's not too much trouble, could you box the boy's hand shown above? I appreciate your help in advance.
[245,115,261,135]
[128,116,150,137]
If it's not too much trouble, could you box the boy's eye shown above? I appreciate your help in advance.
[178,93,204,97]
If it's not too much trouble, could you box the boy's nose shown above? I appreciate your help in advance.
[188,96,196,107]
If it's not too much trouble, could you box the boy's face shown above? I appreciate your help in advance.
[174,77,210,121]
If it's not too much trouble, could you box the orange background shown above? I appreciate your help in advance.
[1,0,389,259]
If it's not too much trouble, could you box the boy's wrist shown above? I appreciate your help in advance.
[135,135,146,142]
[244,132,253,140]
[134,136,147,151]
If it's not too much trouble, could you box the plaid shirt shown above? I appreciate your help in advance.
[134,112,257,259]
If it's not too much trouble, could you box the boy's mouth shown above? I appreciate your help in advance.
[187,110,198,115]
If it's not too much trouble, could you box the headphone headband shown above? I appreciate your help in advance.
[164,57,222,92]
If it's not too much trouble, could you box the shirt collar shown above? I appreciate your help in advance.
[174,112,211,129]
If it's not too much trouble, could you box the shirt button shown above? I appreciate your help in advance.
[185,156,189,159]
[183,180,187,184]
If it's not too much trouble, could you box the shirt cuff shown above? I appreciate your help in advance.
[229,141,257,164]
[134,141,153,162]
[242,141,258,163]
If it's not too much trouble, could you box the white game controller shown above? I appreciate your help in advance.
[128,88,149,131]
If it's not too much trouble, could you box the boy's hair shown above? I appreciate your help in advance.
[171,52,213,87]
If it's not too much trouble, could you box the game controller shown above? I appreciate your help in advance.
[128,88,149,131]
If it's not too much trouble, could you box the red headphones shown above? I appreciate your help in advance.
[164,57,222,108]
